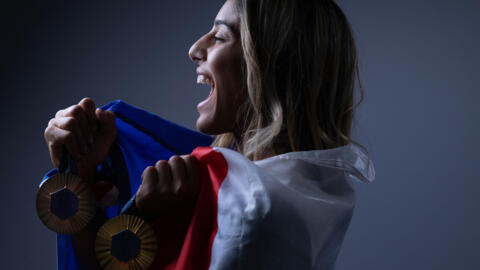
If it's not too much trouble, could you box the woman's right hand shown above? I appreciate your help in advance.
[44,98,117,183]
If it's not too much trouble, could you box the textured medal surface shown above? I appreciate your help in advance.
[95,215,157,270]
[36,173,95,234]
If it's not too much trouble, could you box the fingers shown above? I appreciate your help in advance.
[49,117,88,157]
[155,160,171,192]
[44,124,82,167]
[51,98,95,155]
[95,108,116,139]
[58,107,88,145]
[141,156,195,195]
[141,166,158,190]
[138,161,172,201]
[45,98,118,181]
[169,156,187,195]
[181,155,200,196]
[137,166,158,218]
[136,155,199,219]
[79,98,97,143]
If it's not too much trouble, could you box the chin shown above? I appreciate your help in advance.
[196,115,216,135]
[196,114,230,135]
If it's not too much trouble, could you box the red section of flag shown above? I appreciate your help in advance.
[148,147,228,270]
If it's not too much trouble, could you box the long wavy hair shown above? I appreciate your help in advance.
[212,0,364,161]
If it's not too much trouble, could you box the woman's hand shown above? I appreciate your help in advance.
[135,155,200,220]
[44,97,117,182]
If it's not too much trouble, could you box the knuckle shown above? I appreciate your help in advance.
[48,118,56,126]
[155,160,169,171]
[81,97,95,108]
[45,127,60,143]
[105,111,116,122]
[142,167,160,187]
[168,155,180,163]
[44,125,53,138]
[142,166,155,179]
[48,140,58,149]
[80,97,92,104]
[55,109,64,118]
[184,155,197,166]
[155,160,166,167]
[169,156,185,169]
[70,105,84,117]
[138,183,153,196]
[63,105,75,115]
[64,117,78,130]
[44,128,57,143]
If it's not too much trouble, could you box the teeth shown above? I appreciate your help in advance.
[197,75,212,85]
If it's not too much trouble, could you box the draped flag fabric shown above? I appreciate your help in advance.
[42,101,375,270]
[42,100,213,270]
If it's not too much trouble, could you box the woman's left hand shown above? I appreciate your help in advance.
[135,155,200,220]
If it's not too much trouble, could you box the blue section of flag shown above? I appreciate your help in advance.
[42,100,213,270]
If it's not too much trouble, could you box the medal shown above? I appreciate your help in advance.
[36,155,96,235]
[95,195,157,270]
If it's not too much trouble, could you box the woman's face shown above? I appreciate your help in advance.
[188,0,245,135]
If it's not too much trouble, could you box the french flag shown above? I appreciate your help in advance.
[48,101,374,270]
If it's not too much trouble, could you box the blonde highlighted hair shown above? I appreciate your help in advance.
[213,0,364,161]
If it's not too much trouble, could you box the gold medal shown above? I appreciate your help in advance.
[95,213,157,270]
[36,155,95,234]
[36,173,95,234]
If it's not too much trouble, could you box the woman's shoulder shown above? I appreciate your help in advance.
[254,143,375,183]
[209,144,375,231]
[207,144,374,269]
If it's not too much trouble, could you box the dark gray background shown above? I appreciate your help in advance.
[1,0,478,269]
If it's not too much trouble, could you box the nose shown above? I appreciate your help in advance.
[188,35,208,64]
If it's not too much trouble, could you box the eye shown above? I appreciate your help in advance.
[214,36,225,42]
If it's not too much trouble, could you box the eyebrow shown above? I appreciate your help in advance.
[214,20,238,34]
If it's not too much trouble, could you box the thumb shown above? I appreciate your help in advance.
[95,108,116,139]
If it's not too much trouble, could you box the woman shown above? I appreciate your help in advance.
[44,0,374,269]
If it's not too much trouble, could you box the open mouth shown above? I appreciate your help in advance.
[196,74,215,109]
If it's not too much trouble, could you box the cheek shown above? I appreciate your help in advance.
[212,50,244,104]
[197,43,244,134]
[213,56,244,122]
